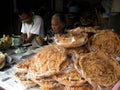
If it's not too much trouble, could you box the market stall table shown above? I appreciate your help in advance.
[0,45,42,90]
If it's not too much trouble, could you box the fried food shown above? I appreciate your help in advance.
[87,30,120,56]
[77,51,120,87]
[0,53,6,69]
[54,27,88,48]
[14,72,37,88]
[66,46,88,57]
[39,80,65,90]
[55,68,86,86]
[15,58,31,73]
[65,83,93,90]
[29,45,68,78]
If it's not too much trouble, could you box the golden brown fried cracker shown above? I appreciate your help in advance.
[54,31,88,48]
[87,30,120,56]
[55,69,86,86]
[79,51,120,87]
[14,72,37,88]
[29,45,68,78]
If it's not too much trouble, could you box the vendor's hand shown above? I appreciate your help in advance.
[36,36,44,46]
[20,33,27,43]
[21,33,27,39]
[20,37,24,45]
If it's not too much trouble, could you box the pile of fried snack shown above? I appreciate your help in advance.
[13,27,120,90]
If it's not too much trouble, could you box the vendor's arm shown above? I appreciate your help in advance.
[25,33,37,43]
[35,36,44,46]
[20,33,27,43]
[21,33,37,43]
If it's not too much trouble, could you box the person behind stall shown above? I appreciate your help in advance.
[46,13,67,43]
[18,8,45,46]
[36,13,67,44]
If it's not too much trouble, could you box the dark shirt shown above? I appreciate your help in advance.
[45,29,55,44]
[47,29,55,38]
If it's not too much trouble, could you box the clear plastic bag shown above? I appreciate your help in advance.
[54,32,88,48]
[73,51,120,90]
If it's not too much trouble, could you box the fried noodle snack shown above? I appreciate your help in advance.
[29,45,68,78]
[88,30,120,56]
[54,28,88,48]
[77,51,120,87]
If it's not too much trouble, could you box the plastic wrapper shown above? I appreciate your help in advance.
[87,30,120,57]
[66,46,89,59]
[24,44,89,88]
[54,30,88,48]
[38,80,65,90]
[65,82,93,90]
[29,45,70,79]
[116,54,120,64]
[13,72,37,89]
[111,80,120,90]
[67,27,97,35]
[74,51,120,90]
[15,58,32,73]
[66,27,84,34]
[54,60,87,87]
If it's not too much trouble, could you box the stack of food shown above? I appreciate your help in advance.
[0,35,12,51]
[29,45,68,78]
[14,58,37,88]
[54,27,88,48]
[75,51,120,89]
[13,27,120,90]
[87,30,120,57]
[14,72,37,88]
[14,45,93,90]
[0,53,6,70]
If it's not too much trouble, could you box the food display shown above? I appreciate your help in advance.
[39,80,65,90]
[13,72,37,88]
[54,27,88,48]
[66,46,89,58]
[29,45,69,78]
[54,68,87,87]
[12,27,120,90]
[87,30,120,57]
[65,83,93,90]
[15,58,32,73]
[75,51,120,89]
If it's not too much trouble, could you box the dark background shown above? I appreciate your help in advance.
[0,0,101,37]
[0,0,119,37]
[0,0,53,37]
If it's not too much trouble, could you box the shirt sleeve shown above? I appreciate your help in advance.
[30,15,45,38]
[21,23,27,34]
